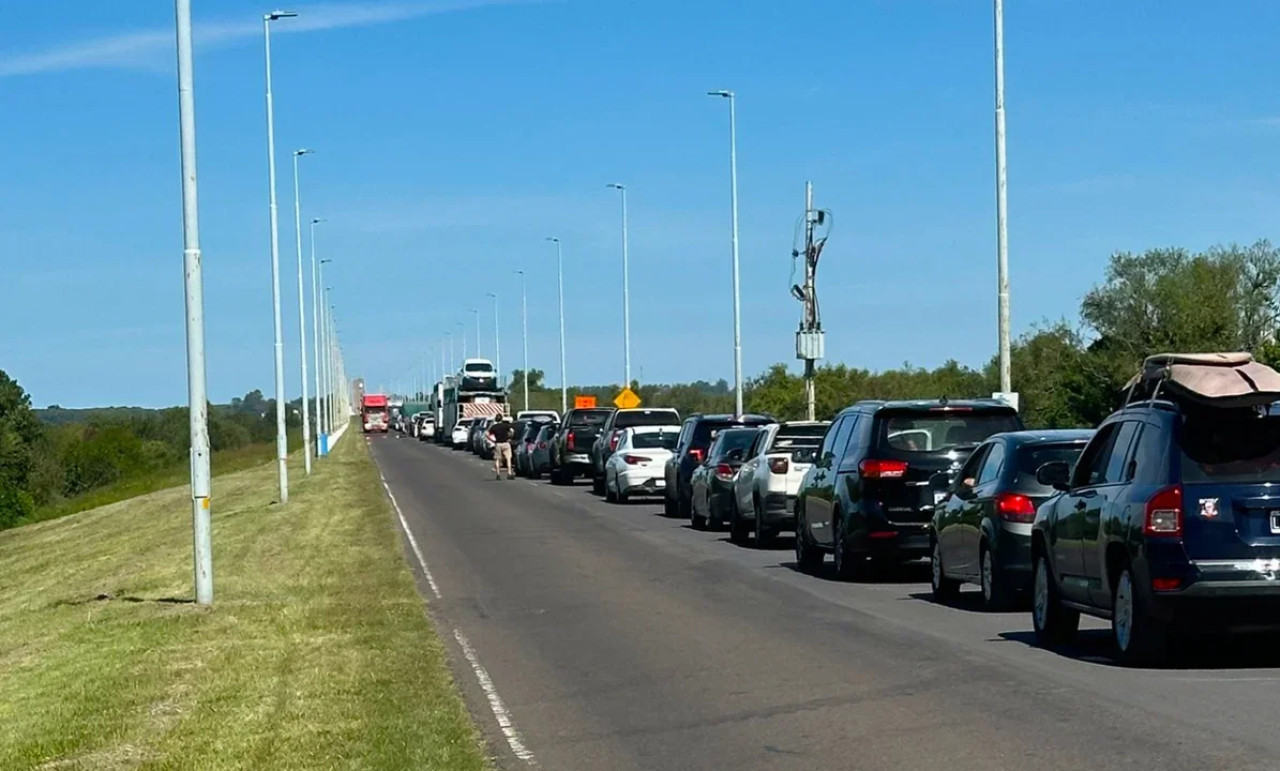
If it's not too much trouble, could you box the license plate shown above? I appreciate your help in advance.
[1270,511,1280,534]
[654,479,665,487]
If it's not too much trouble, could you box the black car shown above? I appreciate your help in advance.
[688,427,763,531]
[931,429,1093,610]
[1031,353,1280,664]
[514,420,545,477]
[664,413,776,519]
[795,399,1023,580]
[549,408,613,485]
[590,408,682,495]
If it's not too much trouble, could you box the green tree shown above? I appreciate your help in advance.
[0,370,44,524]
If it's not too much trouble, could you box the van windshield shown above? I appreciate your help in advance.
[1180,410,1280,484]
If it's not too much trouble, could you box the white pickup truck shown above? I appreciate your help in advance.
[731,421,830,547]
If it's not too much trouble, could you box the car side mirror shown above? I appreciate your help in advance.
[1037,461,1072,492]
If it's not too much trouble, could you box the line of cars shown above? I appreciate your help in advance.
[430,353,1280,665]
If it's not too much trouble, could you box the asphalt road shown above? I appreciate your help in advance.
[372,434,1280,770]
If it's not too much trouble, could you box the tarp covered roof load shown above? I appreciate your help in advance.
[1125,353,1280,408]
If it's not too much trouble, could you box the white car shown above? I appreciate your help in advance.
[516,409,560,422]
[732,421,830,547]
[450,418,473,449]
[604,425,681,503]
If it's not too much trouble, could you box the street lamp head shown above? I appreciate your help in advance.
[294,148,312,156]
[707,89,734,98]
[320,258,332,264]
[311,217,324,224]
[487,292,497,298]
[265,10,298,21]
[545,236,559,243]
[607,183,625,191]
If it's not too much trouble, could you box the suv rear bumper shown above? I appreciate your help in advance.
[759,493,797,528]
[848,519,931,560]
[1140,557,1280,631]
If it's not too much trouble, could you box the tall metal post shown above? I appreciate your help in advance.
[290,149,312,474]
[708,90,744,418]
[458,321,467,360]
[517,270,529,412]
[472,308,481,359]
[313,230,326,448]
[263,11,296,503]
[448,331,455,372]
[804,182,816,421]
[608,184,631,387]
[547,237,567,414]
[175,0,212,606]
[994,0,1012,394]
[318,257,331,438]
[488,292,501,387]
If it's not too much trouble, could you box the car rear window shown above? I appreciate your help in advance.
[1013,442,1087,494]
[1179,411,1280,483]
[773,434,822,462]
[615,410,680,428]
[633,432,678,450]
[692,419,770,449]
[879,410,1020,453]
[571,410,612,426]
[711,429,760,458]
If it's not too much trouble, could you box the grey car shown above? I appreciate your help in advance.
[529,422,560,480]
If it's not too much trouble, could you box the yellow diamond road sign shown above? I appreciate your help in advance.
[613,387,641,410]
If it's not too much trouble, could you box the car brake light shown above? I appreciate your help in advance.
[1144,484,1183,537]
[768,457,789,474]
[995,492,1037,523]
[714,463,735,482]
[1152,577,1182,592]
[689,448,705,463]
[623,454,646,465]
[859,459,908,479]
[566,430,575,449]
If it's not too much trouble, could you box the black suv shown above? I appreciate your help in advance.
[590,408,682,495]
[549,407,614,485]
[664,413,776,518]
[795,399,1022,580]
[1031,353,1280,664]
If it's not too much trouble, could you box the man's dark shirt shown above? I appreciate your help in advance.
[489,420,514,443]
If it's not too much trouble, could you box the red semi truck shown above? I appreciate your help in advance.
[361,394,390,433]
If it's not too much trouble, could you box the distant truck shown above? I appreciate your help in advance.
[361,394,390,433]
[440,359,507,438]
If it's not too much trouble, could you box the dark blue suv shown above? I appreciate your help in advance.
[1031,353,1280,664]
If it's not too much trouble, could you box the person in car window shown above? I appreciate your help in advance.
[488,415,515,480]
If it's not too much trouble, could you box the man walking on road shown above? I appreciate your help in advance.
[487,414,515,480]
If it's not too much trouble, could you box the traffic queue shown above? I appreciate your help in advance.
[390,351,1280,666]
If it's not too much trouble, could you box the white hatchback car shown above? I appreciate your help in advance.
[604,425,681,503]
[450,418,473,449]
[731,421,830,546]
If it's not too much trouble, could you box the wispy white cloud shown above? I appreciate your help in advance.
[0,0,540,79]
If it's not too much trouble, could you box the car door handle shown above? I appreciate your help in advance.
[1077,489,1097,499]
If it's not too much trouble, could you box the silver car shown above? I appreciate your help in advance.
[529,422,560,479]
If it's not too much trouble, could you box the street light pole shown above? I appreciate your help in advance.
[471,308,481,359]
[174,0,212,605]
[546,237,567,414]
[607,183,631,388]
[487,292,501,387]
[291,148,313,474]
[457,321,467,360]
[708,89,744,418]
[318,255,331,441]
[994,0,1012,395]
[448,330,455,371]
[312,221,325,451]
[263,10,296,503]
[516,270,529,412]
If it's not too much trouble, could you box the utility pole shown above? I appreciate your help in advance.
[607,183,631,387]
[312,224,325,453]
[994,0,1013,396]
[174,0,212,606]
[471,308,481,360]
[794,182,828,422]
[487,292,501,387]
[291,149,312,474]
[546,237,567,414]
[708,90,743,418]
[517,269,529,412]
[262,10,296,504]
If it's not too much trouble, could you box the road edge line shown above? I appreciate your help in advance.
[453,628,538,766]
[381,476,442,600]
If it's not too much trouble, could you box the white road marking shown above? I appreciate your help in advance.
[453,628,538,765]
[382,479,442,600]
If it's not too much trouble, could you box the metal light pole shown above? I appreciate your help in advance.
[487,292,501,387]
[174,0,212,605]
[311,221,325,451]
[448,330,455,371]
[290,148,313,474]
[263,10,296,503]
[516,270,529,412]
[994,0,1012,395]
[545,237,567,414]
[457,321,467,360]
[607,183,631,387]
[471,308,481,359]
[708,90,744,418]
[318,254,331,441]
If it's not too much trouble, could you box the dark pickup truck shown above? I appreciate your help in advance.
[549,408,614,485]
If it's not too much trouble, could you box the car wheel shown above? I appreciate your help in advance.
[833,513,868,582]
[931,540,961,602]
[690,491,708,530]
[979,544,1013,611]
[605,476,617,503]
[1032,552,1080,647]
[728,504,748,545]
[794,505,823,573]
[1112,566,1167,666]
[664,489,678,517]
[592,473,606,496]
[752,496,775,549]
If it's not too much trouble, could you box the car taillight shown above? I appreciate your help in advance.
[566,430,575,449]
[995,492,1036,523]
[859,459,908,479]
[539,441,547,449]
[1144,485,1183,537]
[609,432,620,450]
[768,457,789,474]
[714,463,735,481]
[623,454,646,465]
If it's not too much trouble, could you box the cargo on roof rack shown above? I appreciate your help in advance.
[1123,352,1280,409]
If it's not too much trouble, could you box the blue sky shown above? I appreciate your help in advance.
[4,0,1280,407]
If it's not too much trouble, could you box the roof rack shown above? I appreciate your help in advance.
[1123,352,1280,409]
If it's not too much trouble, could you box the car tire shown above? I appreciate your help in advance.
[690,492,708,530]
[931,540,961,602]
[979,543,1013,612]
[605,477,617,503]
[833,513,868,582]
[728,505,748,545]
[706,495,724,532]
[752,496,775,549]
[1032,552,1080,647]
[664,490,678,518]
[1112,565,1167,666]
[592,473,606,496]
[794,505,823,573]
